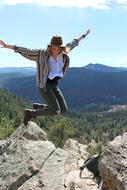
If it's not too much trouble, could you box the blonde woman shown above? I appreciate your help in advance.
[0,29,90,126]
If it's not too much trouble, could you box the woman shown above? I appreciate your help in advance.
[0,29,90,126]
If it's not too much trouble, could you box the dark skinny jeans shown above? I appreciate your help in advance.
[36,83,68,116]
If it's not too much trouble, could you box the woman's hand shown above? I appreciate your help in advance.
[77,29,91,42]
[0,40,6,48]
[85,29,91,36]
[0,40,13,49]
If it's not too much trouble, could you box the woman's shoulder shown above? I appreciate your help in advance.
[39,48,49,55]
[63,53,69,59]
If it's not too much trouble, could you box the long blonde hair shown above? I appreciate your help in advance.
[46,45,68,55]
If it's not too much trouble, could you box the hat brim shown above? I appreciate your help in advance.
[48,44,66,48]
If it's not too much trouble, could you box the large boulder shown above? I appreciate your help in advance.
[0,122,55,190]
[99,133,127,190]
[0,121,98,190]
[63,139,98,190]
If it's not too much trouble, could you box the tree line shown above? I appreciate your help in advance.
[0,88,127,154]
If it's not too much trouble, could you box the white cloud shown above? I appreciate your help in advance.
[116,0,127,4]
[36,0,111,9]
[4,0,33,5]
[116,0,127,9]
[118,57,127,64]
[1,0,127,8]
[1,0,111,9]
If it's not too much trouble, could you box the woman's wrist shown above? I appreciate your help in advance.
[6,44,13,49]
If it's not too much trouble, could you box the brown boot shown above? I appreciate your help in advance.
[33,103,47,109]
[23,109,37,126]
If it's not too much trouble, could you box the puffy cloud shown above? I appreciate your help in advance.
[2,0,127,8]
[116,0,127,4]
[36,0,111,9]
[2,0,111,9]
[118,57,127,64]
[4,0,33,5]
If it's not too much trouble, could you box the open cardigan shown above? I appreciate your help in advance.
[13,38,79,89]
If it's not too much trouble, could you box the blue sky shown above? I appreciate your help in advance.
[0,0,127,68]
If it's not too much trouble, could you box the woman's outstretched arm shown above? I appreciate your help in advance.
[0,40,14,49]
[66,29,91,53]
[0,40,40,61]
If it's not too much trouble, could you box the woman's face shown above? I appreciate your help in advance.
[51,45,62,56]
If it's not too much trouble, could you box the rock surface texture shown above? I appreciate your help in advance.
[0,121,98,190]
[99,133,127,190]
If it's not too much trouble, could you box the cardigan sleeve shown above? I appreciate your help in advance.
[66,38,79,53]
[13,46,40,61]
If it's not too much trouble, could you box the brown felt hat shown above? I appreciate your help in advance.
[48,35,65,47]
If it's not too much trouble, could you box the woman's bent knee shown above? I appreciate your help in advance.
[61,106,68,114]
[51,108,61,115]
[51,105,68,115]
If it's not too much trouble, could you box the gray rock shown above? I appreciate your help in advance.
[63,139,98,190]
[99,133,127,190]
[18,148,67,190]
[0,122,55,190]
[0,140,11,155]
[9,121,47,141]
[0,121,98,190]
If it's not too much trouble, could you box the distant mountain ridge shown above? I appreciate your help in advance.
[85,63,127,72]
[0,67,36,75]
[1,63,127,74]
[1,63,127,107]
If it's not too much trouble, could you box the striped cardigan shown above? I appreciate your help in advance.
[13,38,79,89]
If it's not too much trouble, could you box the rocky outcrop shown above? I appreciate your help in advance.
[63,139,97,190]
[0,121,98,190]
[1,121,127,190]
[0,122,55,190]
[99,133,127,190]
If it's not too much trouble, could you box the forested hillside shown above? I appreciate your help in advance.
[0,88,30,139]
[1,88,127,153]
[2,67,127,107]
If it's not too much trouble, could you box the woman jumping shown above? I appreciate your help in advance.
[0,29,90,126]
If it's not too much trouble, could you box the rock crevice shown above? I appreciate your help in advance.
[1,121,127,190]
